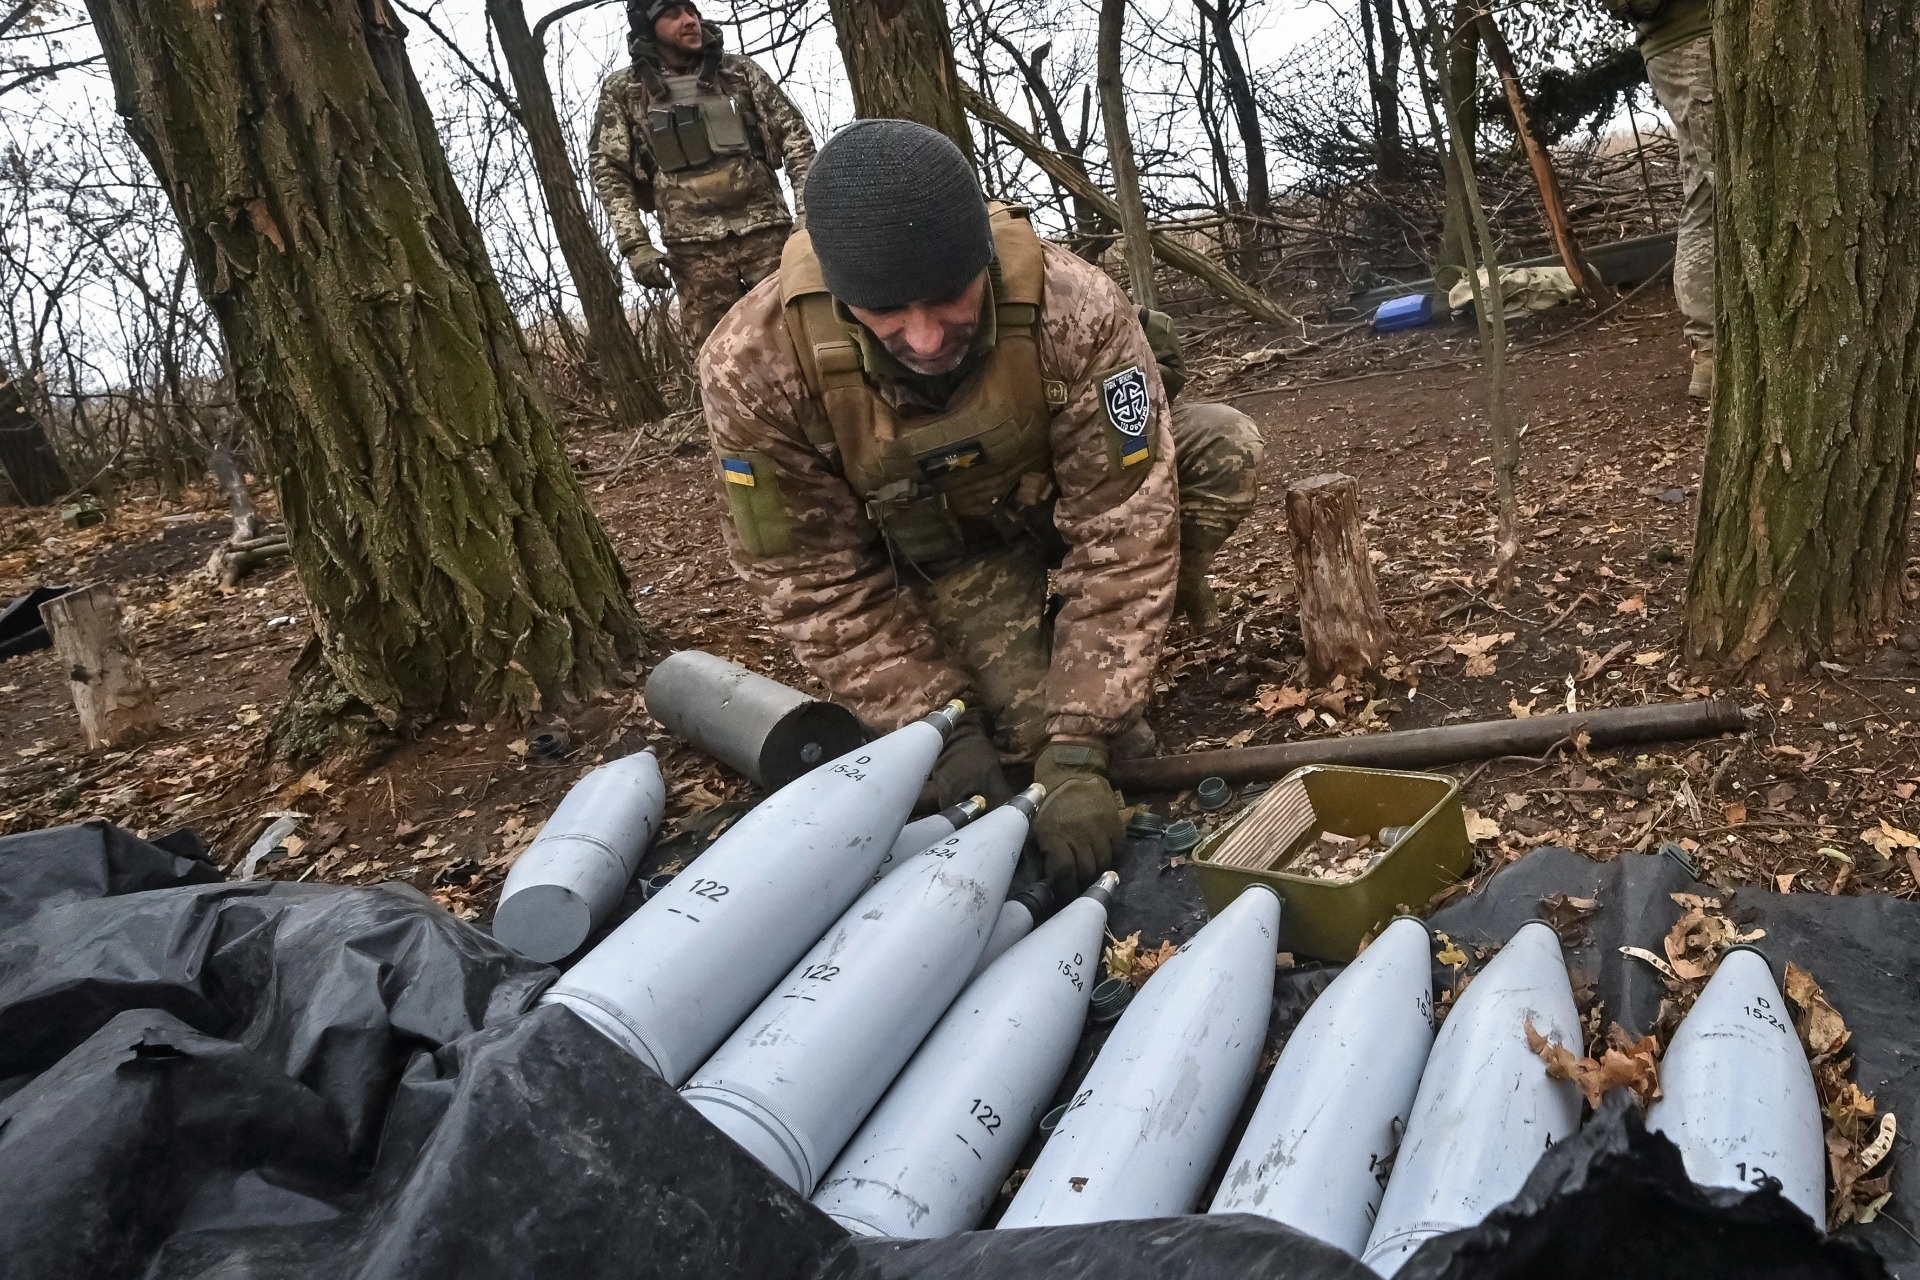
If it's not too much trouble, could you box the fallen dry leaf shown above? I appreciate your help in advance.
[1508,696,1535,719]
[1104,931,1180,989]
[1724,803,1748,826]
[1577,641,1633,682]
[1860,819,1919,860]
[1254,684,1309,716]
[1785,962,1851,1060]
[1526,1016,1580,1080]
[1634,650,1667,666]
[1463,809,1502,843]
[1616,595,1646,614]
[1662,892,1766,981]
[1528,1018,1662,1108]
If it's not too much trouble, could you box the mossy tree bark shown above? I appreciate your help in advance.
[1683,0,1920,672]
[826,0,974,161]
[85,0,644,734]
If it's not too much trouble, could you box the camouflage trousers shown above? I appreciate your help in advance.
[669,225,789,354]
[1645,34,1715,352]
[922,399,1265,758]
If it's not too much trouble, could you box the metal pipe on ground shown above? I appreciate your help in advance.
[644,650,865,789]
[1110,699,1746,792]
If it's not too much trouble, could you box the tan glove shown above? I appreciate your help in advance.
[626,245,673,291]
[1033,740,1125,896]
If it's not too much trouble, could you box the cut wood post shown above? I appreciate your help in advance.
[1285,473,1390,682]
[39,584,160,748]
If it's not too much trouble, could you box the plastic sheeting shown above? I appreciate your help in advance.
[0,823,1906,1278]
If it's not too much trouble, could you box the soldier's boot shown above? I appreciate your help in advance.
[1688,347,1716,402]
[1176,526,1231,631]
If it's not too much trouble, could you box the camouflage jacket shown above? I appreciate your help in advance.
[588,26,815,251]
[698,240,1179,742]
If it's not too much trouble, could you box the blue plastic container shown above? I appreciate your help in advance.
[1372,293,1434,332]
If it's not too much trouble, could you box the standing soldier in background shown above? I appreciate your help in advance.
[698,121,1264,896]
[1618,0,1715,401]
[590,0,816,350]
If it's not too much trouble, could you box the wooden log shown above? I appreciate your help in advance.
[39,584,160,749]
[1477,13,1602,301]
[1286,473,1389,682]
[1111,699,1747,792]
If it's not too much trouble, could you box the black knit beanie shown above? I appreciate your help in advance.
[804,119,993,310]
[632,0,697,34]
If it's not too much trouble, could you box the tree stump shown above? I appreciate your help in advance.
[1285,473,1390,682]
[39,584,160,748]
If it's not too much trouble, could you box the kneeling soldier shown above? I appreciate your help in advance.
[698,120,1264,893]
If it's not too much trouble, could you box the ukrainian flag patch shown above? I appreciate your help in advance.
[722,456,756,486]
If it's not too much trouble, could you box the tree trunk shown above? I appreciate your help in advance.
[1194,0,1269,215]
[1371,0,1405,179]
[1286,473,1389,681]
[1683,0,1920,671]
[0,375,70,505]
[40,584,161,749]
[827,0,974,160]
[84,0,644,732]
[1096,0,1158,309]
[488,0,665,427]
[1436,0,1479,288]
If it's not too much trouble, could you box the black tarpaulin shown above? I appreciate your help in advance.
[0,824,1907,1278]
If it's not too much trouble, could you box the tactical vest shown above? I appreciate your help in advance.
[642,69,763,174]
[779,205,1068,573]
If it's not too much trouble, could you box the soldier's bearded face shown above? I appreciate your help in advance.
[846,271,988,376]
[653,4,704,53]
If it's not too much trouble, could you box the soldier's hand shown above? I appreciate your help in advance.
[917,710,1012,813]
[1032,739,1125,896]
[626,246,673,291]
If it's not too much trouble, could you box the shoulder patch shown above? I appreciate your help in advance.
[721,456,756,486]
[1101,364,1153,467]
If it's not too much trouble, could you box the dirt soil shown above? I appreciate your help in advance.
[4,286,1919,921]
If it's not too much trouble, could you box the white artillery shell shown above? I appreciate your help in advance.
[997,885,1280,1228]
[1362,919,1582,1276]
[681,792,1037,1193]
[1209,915,1436,1254]
[543,706,957,1085]
[1646,946,1825,1222]
[493,750,665,963]
[812,873,1115,1237]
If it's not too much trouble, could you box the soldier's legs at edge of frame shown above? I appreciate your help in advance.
[669,225,792,354]
[920,544,1054,762]
[1643,34,1716,401]
[1169,399,1266,629]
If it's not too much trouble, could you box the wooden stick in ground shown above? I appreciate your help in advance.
[1096,0,1157,309]
[1286,473,1390,681]
[38,584,160,749]
[1110,699,1747,791]
[960,85,1297,326]
[1476,11,1601,300]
